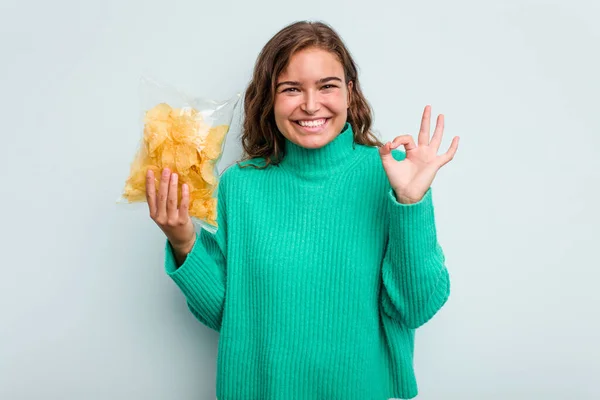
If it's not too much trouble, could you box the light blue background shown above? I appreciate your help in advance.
[1,0,599,399]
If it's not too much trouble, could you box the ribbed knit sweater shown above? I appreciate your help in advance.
[164,122,450,400]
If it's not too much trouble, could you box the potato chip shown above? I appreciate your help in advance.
[160,144,176,169]
[201,125,228,160]
[208,124,228,145]
[174,143,198,173]
[187,165,211,191]
[201,159,217,186]
[189,196,217,226]
[146,103,172,120]
[120,101,232,229]
[144,121,170,155]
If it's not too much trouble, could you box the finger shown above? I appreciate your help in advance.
[179,183,190,221]
[156,168,171,220]
[167,172,179,222]
[430,114,444,151]
[437,136,460,167]
[379,135,416,159]
[391,134,417,152]
[418,105,431,146]
[145,168,157,218]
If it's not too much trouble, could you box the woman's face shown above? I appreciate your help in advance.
[274,47,353,149]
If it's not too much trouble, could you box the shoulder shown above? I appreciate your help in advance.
[219,157,273,176]
[217,157,276,186]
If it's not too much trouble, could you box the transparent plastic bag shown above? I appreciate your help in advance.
[117,76,241,234]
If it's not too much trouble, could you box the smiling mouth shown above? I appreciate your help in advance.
[294,118,331,127]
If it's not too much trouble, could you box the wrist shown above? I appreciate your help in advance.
[172,234,196,254]
[171,236,196,267]
[392,188,418,204]
[170,229,195,250]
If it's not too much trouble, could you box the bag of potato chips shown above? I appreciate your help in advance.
[117,76,241,234]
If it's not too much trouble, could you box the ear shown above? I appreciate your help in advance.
[347,80,354,106]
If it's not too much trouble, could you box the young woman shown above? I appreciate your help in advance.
[146,20,459,400]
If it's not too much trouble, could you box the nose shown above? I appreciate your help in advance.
[300,91,320,114]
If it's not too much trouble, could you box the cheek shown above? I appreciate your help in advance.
[274,97,298,119]
[325,92,349,112]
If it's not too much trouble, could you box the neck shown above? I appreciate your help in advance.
[279,122,358,181]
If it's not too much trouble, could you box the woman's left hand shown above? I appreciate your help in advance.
[379,105,460,204]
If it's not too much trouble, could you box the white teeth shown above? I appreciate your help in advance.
[298,119,326,127]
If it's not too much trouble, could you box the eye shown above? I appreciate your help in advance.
[282,87,299,93]
[321,84,338,90]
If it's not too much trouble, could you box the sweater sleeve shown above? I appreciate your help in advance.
[163,173,229,332]
[379,185,450,329]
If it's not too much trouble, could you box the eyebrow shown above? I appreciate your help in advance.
[275,76,343,90]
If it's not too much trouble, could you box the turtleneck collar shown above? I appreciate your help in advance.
[279,122,358,181]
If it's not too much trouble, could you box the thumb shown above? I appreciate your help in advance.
[379,141,393,159]
[379,135,416,161]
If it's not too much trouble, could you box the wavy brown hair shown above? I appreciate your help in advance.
[236,20,383,169]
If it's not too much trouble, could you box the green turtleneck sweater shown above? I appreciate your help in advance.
[164,122,450,400]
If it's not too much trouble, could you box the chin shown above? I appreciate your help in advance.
[296,137,329,149]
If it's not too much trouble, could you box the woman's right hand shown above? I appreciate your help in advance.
[146,167,196,255]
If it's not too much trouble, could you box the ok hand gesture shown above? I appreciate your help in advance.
[379,105,459,204]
